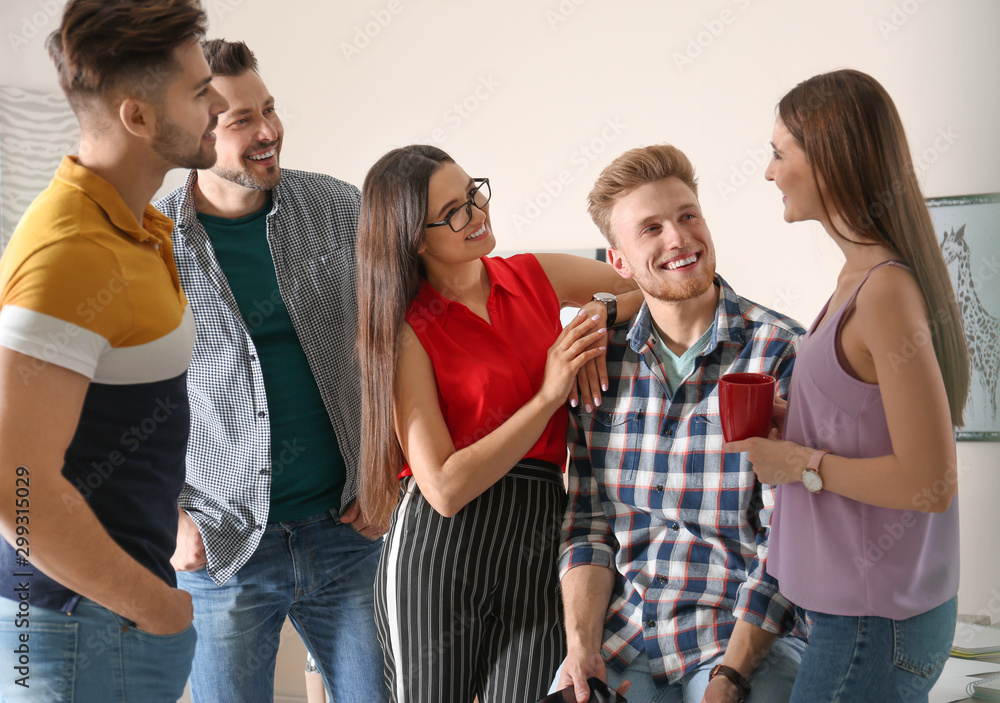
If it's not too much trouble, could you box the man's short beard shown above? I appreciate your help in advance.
[151,113,216,170]
[648,273,715,302]
[211,160,281,191]
[635,249,717,303]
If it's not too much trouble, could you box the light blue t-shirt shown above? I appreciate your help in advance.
[650,321,715,398]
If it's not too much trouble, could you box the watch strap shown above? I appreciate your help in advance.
[807,449,829,474]
[801,448,829,494]
[593,293,617,328]
[709,664,751,701]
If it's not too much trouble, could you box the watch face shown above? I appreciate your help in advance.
[594,293,615,303]
[802,470,823,493]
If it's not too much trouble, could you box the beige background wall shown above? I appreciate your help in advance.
[2,0,998,698]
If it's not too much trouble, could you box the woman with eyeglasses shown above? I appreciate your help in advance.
[355,145,640,702]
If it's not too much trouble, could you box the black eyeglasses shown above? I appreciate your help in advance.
[427,178,491,232]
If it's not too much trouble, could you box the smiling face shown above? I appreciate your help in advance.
[418,161,495,268]
[764,118,827,226]
[607,177,716,302]
[150,39,227,170]
[206,69,283,190]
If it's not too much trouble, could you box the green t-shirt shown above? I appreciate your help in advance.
[198,199,345,522]
[650,321,716,399]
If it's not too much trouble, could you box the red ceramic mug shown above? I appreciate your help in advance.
[719,373,776,442]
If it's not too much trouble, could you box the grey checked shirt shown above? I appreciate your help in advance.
[156,169,362,585]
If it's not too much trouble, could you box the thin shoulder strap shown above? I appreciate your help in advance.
[831,260,910,380]
[837,260,909,334]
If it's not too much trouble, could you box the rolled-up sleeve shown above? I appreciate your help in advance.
[733,337,800,634]
[559,408,618,577]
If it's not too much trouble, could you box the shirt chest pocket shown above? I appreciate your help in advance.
[591,407,644,482]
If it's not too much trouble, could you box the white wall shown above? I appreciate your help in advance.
[2,0,998,695]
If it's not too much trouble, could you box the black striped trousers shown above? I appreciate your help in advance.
[374,460,566,703]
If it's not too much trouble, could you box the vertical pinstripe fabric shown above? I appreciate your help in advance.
[375,461,565,702]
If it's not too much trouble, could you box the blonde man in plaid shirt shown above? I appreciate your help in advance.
[552,145,808,703]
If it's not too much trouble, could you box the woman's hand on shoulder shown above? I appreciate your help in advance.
[539,309,608,410]
[569,301,611,413]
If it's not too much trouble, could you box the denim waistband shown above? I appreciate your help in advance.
[264,508,340,531]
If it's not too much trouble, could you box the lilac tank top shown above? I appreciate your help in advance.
[769,261,959,619]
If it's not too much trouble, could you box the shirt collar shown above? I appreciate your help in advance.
[55,155,174,245]
[171,168,279,235]
[481,255,527,299]
[413,256,526,322]
[626,274,747,354]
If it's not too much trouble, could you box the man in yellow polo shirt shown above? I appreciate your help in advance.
[0,1,227,700]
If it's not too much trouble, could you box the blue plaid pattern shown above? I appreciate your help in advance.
[155,169,362,585]
[559,276,807,685]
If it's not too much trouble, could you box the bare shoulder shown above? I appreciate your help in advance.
[854,263,929,333]
[396,321,429,366]
[398,320,418,347]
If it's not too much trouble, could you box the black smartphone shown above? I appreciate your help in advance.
[537,677,627,703]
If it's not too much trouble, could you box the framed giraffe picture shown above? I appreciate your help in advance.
[928,193,1000,441]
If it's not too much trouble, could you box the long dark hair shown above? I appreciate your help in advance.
[778,69,969,425]
[356,145,453,525]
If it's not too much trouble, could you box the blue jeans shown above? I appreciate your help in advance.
[549,636,805,703]
[0,595,196,702]
[176,509,387,703]
[790,597,956,703]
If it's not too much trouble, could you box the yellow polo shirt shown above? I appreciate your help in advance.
[0,155,194,611]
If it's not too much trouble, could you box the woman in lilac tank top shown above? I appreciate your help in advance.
[723,70,970,702]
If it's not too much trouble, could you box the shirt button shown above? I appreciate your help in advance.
[665,429,673,437]
[259,468,269,475]
[644,619,656,628]
[257,411,265,418]
[670,522,679,531]
[657,575,667,584]
[655,484,664,492]
[249,354,257,361]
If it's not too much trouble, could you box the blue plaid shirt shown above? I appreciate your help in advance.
[559,276,807,684]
